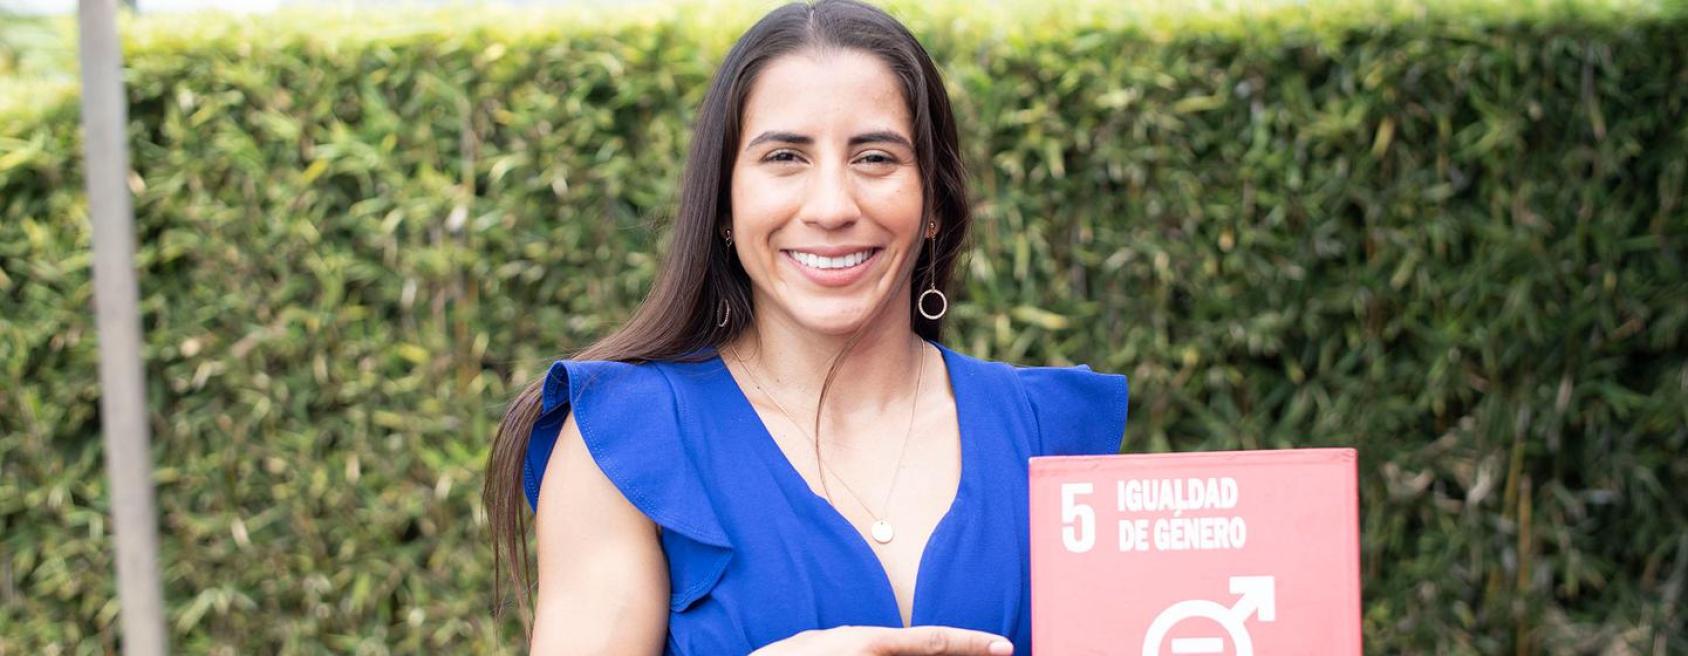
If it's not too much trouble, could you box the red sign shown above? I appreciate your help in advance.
[1029,448,1361,655]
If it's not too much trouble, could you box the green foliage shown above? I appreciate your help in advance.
[2,1,1684,653]
[0,12,76,106]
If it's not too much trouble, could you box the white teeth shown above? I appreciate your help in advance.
[790,249,872,270]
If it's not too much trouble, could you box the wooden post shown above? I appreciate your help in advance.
[77,0,167,654]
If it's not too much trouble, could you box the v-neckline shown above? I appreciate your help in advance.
[711,339,973,629]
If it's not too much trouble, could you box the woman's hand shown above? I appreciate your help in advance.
[749,626,1014,655]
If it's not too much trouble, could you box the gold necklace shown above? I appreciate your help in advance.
[729,340,924,545]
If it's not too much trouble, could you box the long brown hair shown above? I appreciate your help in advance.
[483,0,972,625]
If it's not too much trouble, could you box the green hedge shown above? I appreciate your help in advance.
[2,1,1685,653]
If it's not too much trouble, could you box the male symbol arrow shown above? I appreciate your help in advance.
[1228,576,1276,622]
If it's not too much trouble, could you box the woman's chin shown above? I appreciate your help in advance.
[781,300,889,337]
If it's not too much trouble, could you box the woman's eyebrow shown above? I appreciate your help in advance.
[847,131,914,149]
[742,130,914,151]
[744,131,812,150]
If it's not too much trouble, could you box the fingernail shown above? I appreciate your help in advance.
[988,640,1013,655]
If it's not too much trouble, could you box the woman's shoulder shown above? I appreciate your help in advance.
[523,359,668,502]
[522,355,733,611]
[520,357,709,515]
[528,354,722,423]
[528,358,666,418]
[938,343,1129,457]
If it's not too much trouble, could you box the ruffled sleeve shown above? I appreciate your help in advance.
[1016,364,1130,457]
[521,359,733,611]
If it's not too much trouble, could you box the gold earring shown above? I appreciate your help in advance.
[918,225,946,320]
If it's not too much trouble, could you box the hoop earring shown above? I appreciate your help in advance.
[917,227,947,321]
[918,287,947,321]
[716,298,732,328]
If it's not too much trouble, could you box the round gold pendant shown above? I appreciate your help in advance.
[871,520,895,544]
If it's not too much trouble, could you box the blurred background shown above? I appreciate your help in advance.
[2,0,1685,653]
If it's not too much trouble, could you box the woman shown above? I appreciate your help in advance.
[483,1,1127,653]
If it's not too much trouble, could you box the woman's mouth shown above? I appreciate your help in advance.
[781,247,883,287]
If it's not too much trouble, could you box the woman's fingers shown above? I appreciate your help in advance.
[748,625,1014,655]
[865,626,1014,655]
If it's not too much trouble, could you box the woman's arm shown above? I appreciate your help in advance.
[531,411,669,655]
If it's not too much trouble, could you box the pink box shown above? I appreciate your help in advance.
[1029,448,1361,655]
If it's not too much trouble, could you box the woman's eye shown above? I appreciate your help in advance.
[857,152,898,166]
[764,150,802,163]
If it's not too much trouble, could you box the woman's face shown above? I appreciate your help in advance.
[729,49,926,337]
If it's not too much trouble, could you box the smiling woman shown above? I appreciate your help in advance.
[481,1,1127,654]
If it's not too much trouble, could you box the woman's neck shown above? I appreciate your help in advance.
[724,301,925,426]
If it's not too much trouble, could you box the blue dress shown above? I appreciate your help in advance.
[522,340,1128,654]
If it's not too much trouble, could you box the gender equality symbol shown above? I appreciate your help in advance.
[1140,576,1276,656]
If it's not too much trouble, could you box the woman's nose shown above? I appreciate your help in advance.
[800,162,860,230]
